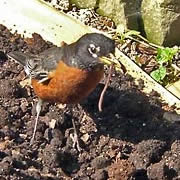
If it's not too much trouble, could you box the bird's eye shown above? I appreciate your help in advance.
[88,44,100,58]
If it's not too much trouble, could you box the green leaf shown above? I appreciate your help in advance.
[116,25,141,41]
[150,66,167,82]
[125,30,140,37]
[156,47,178,65]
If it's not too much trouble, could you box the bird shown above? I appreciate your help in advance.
[8,33,115,150]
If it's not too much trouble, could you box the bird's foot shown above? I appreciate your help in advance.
[69,118,82,152]
[70,131,82,152]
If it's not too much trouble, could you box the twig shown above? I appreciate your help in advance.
[98,63,115,112]
[127,35,162,49]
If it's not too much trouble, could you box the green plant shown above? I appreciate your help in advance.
[115,24,140,43]
[150,47,178,84]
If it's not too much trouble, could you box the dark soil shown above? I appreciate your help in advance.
[0,24,180,180]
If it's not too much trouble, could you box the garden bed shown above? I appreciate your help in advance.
[0,0,180,179]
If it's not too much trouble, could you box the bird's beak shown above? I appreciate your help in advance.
[99,53,124,73]
[99,53,115,65]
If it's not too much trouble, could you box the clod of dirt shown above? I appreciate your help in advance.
[0,51,7,64]
[20,99,29,113]
[44,128,64,147]
[147,161,175,180]
[161,140,180,178]
[24,170,42,180]
[0,156,13,175]
[91,169,108,180]
[91,155,111,169]
[0,161,12,175]
[24,33,53,54]
[0,176,6,180]
[41,145,79,175]
[0,79,21,98]
[1,128,18,141]
[129,139,167,169]
[108,159,136,180]
[58,151,80,175]
[163,111,180,122]
[0,107,9,127]
[41,145,61,169]
[0,25,28,53]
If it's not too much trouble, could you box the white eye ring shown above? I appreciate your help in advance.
[88,44,100,58]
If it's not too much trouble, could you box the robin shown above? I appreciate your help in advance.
[8,33,115,150]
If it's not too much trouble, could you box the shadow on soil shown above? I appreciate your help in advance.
[81,82,180,145]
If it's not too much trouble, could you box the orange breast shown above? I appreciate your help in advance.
[31,61,104,104]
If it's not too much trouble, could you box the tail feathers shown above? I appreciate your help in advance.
[7,51,28,66]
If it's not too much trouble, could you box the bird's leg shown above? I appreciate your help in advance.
[30,98,43,145]
[71,118,81,152]
[69,105,82,152]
